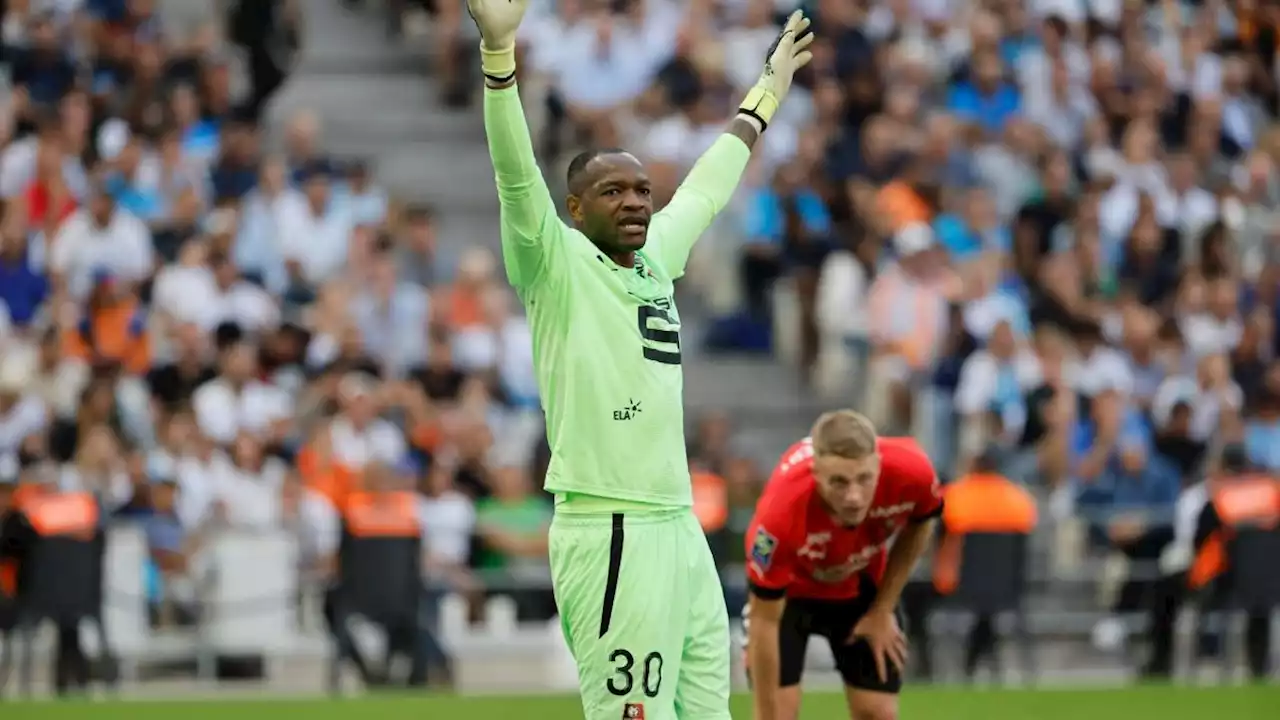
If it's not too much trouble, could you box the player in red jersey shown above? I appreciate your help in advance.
[743,410,941,720]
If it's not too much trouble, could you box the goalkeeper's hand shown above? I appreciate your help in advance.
[465,0,530,82]
[738,10,815,131]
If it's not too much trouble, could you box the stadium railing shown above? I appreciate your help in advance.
[9,521,1197,695]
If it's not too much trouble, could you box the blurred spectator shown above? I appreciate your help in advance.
[473,463,552,621]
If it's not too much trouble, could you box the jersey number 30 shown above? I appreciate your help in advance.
[638,306,681,365]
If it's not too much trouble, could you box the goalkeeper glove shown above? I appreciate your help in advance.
[465,0,530,83]
[738,10,815,131]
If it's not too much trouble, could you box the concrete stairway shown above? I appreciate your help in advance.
[264,2,498,258]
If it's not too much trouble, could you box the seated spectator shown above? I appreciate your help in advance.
[49,185,153,303]
[473,464,552,622]
[144,469,202,628]
[61,270,151,376]
[210,432,287,530]
[1077,434,1181,653]
[193,331,292,447]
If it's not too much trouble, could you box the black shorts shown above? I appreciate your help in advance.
[746,581,903,693]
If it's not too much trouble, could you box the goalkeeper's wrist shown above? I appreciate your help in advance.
[479,42,517,84]
[737,84,778,132]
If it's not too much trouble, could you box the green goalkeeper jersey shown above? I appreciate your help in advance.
[483,85,751,508]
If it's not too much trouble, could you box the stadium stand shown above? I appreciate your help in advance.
[0,0,1276,699]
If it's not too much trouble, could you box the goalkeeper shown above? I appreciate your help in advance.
[464,2,813,718]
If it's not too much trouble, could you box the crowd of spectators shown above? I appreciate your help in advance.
[0,0,564,631]
[509,0,1280,664]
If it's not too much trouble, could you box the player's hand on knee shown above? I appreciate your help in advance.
[848,609,907,682]
[464,0,528,50]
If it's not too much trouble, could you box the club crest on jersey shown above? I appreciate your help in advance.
[750,527,778,573]
[797,532,831,561]
[623,702,645,719]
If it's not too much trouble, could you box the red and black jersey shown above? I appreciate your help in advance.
[745,436,942,601]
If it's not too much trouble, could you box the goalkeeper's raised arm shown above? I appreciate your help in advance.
[467,0,557,290]
[647,11,814,279]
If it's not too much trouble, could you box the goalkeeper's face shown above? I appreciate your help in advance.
[567,152,654,254]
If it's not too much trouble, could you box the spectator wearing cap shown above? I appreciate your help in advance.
[864,223,951,435]
[277,164,354,287]
[49,182,153,302]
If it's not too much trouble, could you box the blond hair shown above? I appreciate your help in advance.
[810,410,878,459]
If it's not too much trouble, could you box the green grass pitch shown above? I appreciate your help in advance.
[2,686,1278,719]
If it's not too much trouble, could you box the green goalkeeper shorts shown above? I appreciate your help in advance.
[549,507,731,720]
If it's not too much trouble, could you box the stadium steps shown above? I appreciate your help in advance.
[265,0,495,215]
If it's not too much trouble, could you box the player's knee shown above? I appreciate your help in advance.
[848,692,898,720]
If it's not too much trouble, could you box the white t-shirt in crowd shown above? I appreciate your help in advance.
[192,378,292,445]
[50,209,154,300]
[1179,312,1243,358]
[328,415,406,469]
[208,452,287,530]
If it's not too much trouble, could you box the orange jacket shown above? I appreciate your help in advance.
[342,491,420,538]
[691,470,728,533]
[297,444,361,510]
[932,473,1038,595]
[63,299,150,374]
[1187,476,1280,590]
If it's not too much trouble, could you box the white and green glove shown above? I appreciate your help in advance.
[738,10,815,131]
[465,0,530,83]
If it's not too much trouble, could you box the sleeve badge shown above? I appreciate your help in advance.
[750,526,778,573]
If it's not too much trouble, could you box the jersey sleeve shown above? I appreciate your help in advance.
[646,134,752,280]
[904,451,944,522]
[484,85,563,290]
[880,438,943,522]
[745,508,795,600]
